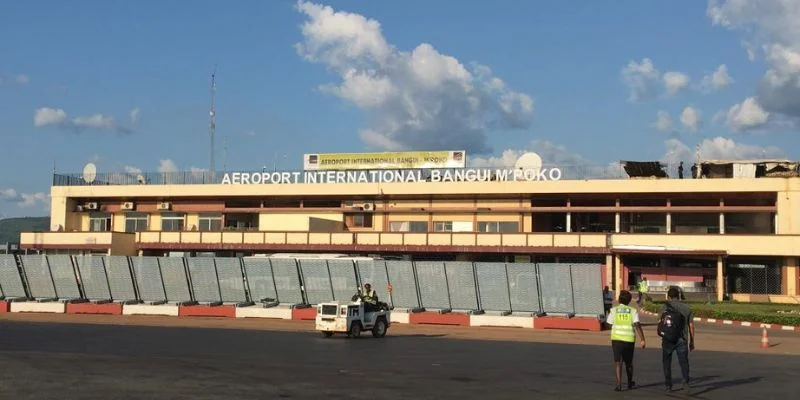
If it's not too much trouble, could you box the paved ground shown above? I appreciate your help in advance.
[1,314,798,399]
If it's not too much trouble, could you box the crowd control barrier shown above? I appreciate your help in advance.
[0,254,605,330]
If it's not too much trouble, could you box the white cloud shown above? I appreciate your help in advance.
[124,165,142,175]
[0,188,49,208]
[621,58,694,100]
[680,106,703,132]
[700,64,733,91]
[33,107,133,134]
[663,71,690,96]
[662,137,783,166]
[0,73,29,85]
[157,159,178,173]
[294,1,534,154]
[468,140,622,179]
[621,58,661,101]
[724,97,770,131]
[708,0,800,122]
[130,108,140,124]
[653,110,674,132]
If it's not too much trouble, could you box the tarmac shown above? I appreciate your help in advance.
[0,313,798,399]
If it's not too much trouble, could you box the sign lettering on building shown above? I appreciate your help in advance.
[304,150,466,171]
[220,167,563,185]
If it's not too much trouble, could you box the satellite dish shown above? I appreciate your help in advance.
[82,163,97,183]
[514,152,543,170]
[136,174,146,184]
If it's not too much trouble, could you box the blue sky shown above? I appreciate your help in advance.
[1,0,798,217]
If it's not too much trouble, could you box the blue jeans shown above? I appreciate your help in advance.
[662,338,690,387]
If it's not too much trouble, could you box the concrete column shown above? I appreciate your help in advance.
[716,256,724,302]
[566,212,571,233]
[666,213,672,234]
[614,254,623,295]
[719,213,725,234]
[785,257,798,296]
[605,254,613,290]
[615,213,621,233]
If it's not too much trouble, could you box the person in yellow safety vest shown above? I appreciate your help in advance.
[360,283,380,312]
[606,290,646,392]
[637,277,649,305]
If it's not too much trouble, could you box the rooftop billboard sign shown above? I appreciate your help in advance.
[303,150,466,171]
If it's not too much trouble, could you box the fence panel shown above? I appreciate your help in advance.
[269,258,305,305]
[444,262,480,312]
[298,259,334,305]
[414,261,451,311]
[0,254,27,299]
[214,257,249,304]
[47,255,82,300]
[570,263,604,316]
[158,257,193,304]
[19,255,57,300]
[474,262,511,314]
[327,259,358,301]
[74,255,111,301]
[385,261,421,310]
[355,260,391,308]
[506,263,540,314]
[242,257,278,303]
[538,263,574,314]
[186,257,222,304]
[131,257,167,304]
[106,256,138,302]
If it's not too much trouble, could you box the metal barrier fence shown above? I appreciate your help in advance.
[0,254,604,317]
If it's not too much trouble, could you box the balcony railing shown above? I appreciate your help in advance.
[135,231,610,248]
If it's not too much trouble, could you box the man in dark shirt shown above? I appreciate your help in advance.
[659,287,695,393]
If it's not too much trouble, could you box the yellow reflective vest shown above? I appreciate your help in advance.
[610,305,636,342]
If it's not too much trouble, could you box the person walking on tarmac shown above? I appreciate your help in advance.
[637,277,649,305]
[606,290,646,392]
[659,286,695,393]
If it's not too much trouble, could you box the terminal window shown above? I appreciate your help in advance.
[389,221,428,232]
[198,213,223,231]
[88,212,112,232]
[161,212,186,231]
[477,221,519,233]
[124,212,148,232]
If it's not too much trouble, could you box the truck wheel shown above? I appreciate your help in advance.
[349,322,362,338]
[322,331,333,338]
[372,318,387,338]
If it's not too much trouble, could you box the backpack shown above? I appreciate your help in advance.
[657,303,684,343]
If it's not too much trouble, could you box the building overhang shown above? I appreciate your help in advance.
[610,245,727,257]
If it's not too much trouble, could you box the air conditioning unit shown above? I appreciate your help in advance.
[85,202,99,210]
[356,202,375,211]
[121,202,135,210]
[157,201,171,210]
[75,205,84,212]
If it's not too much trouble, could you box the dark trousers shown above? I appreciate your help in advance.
[662,339,690,387]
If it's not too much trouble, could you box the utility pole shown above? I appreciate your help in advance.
[209,65,217,180]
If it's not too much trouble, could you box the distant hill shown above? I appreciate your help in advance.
[0,217,50,243]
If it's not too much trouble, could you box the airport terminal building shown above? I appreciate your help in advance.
[19,151,800,304]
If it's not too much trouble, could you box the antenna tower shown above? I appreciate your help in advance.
[223,134,227,172]
[209,65,217,178]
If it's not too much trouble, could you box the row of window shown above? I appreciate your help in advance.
[88,210,776,235]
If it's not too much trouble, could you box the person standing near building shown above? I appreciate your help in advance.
[658,286,695,393]
[637,277,649,305]
[606,290,646,392]
[603,286,613,315]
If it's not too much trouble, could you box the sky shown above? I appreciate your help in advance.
[1,0,800,218]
